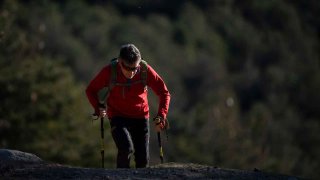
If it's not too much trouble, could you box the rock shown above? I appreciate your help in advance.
[0,149,43,163]
[0,149,303,179]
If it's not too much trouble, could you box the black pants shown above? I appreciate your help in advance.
[110,117,149,168]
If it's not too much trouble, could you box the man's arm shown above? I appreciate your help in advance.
[147,65,171,119]
[86,66,110,115]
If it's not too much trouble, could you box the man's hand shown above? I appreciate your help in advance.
[92,108,107,120]
[153,116,169,132]
[99,108,107,118]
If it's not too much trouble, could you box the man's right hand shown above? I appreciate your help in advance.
[99,108,107,118]
[92,108,107,120]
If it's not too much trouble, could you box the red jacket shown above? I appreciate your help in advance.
[86,62,170,119]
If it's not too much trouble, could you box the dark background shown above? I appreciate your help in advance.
[1,0,319,178]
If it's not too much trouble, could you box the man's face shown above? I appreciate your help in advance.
[119,58,140,79]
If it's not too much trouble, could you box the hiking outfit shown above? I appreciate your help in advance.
[86,59,170,168]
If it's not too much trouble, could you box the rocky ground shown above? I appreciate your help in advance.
[0,149,303,179]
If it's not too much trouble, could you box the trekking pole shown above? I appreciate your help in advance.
[100,116,105,168]
[157,132,164,163]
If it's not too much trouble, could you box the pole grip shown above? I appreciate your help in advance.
[157,132,164,163]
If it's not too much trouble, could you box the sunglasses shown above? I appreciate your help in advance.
[121,61,140,71]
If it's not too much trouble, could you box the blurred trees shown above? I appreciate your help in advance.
[1,0,320,178]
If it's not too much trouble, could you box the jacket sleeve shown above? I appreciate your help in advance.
[85,65,110,115]
[147,65,171,119]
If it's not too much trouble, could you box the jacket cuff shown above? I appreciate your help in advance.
[157,113,166,119]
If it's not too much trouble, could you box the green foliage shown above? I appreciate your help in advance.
[0,57,115,167]
[1,0,320,178]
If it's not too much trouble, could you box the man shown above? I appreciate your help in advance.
[86,44,170,168]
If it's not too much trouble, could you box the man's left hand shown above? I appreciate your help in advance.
[153,116,169,132]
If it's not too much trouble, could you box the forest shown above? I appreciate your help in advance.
[1,0,319,179]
